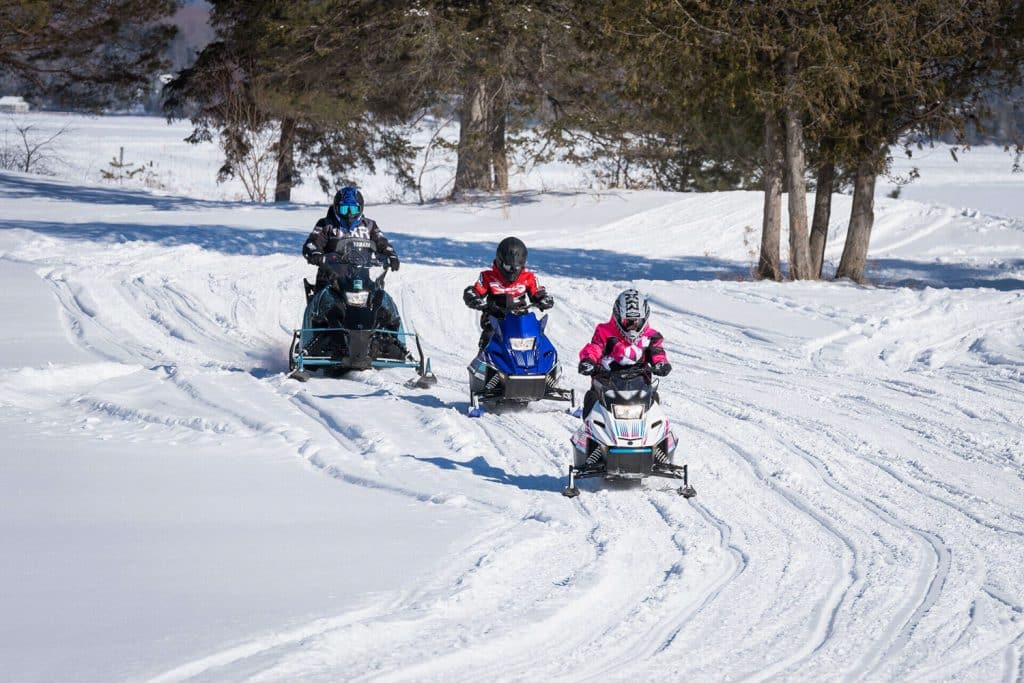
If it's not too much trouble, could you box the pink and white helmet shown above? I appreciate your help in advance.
[612,288,650,342]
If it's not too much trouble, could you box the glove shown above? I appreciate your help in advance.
[536,295,554,310]
[578,359,597,376]
[308,251,324,266]
[651,361,672,377]
[463,289,487,310]
[388,255,400,272]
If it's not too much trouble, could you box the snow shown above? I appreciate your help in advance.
[1,113,1023,681]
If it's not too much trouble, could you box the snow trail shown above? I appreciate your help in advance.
[1,168,1023,681]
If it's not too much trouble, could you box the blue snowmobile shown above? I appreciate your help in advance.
[467,295,575,416]
[289,237,436,386]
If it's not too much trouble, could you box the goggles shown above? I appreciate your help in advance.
[338,204,360,216]
[620,318,642,331]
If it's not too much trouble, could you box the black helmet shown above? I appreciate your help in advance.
[495,236,528,282]
[332,186,364,229]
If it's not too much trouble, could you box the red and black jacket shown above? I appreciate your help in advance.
[463,262,549,323]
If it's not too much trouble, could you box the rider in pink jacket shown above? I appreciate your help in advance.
[578,289,671,417]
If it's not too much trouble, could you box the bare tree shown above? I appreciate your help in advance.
[204,70,278,202]
[0,117,70,175]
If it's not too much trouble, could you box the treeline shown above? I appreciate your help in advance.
[5,1,1024,282]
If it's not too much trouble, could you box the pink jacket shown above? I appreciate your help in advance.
[579,318,668,370]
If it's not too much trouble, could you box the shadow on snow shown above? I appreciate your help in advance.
[866,258,1024,292]
[0,217,747,281]
[0,172,310,212]
[3,173,1021,288]
[407,454,565,493]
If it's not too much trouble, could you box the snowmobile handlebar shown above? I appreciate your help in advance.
[593,363,654,381]
[483,294,542,316]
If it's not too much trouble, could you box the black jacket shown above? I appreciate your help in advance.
[302,209,397,264]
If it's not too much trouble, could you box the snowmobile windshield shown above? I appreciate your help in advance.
[329,237,379,269]
[488,292,530,316]
[598,371,654,409]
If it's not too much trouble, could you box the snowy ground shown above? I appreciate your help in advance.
[1,114,1023,682]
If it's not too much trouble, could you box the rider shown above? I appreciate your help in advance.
[577,289,672,418]
[462,236,555,350]
[302,186,404,339]
[302,186,400,290]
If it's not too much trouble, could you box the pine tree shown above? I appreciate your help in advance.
[0,0,176,109]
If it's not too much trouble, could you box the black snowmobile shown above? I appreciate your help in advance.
[288,237,436,386]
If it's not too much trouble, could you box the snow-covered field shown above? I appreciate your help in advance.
[1,114,1023,682]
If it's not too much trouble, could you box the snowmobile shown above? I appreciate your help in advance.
[563,364,695,498]
[288,237,436,387]
[467,295,574,417]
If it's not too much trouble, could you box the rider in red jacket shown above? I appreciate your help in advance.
[463,236,554,349]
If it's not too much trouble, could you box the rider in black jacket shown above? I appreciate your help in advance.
[302,186,399,290]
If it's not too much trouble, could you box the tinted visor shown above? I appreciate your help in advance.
[499,258,524,279]
[620,317,642,332]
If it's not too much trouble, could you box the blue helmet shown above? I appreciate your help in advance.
[332,186,364,229]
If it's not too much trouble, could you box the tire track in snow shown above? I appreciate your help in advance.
[30,237,1024,681]
[702,389,955,679]
[260,365,731,682]
[679,414,858,680]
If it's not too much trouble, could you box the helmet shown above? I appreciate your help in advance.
[332,186,364,229]
[495,236,528,282]
[612,288,650,342]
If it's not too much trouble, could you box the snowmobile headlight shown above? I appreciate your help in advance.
[509,336,536,351]
[612,403,644,420]
[344,291,370,307]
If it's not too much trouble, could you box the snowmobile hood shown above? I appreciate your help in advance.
[485,311,557,375]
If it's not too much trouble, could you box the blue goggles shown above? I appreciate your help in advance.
[337,204,360,216]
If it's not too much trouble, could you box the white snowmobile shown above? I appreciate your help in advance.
[563,364,696,498]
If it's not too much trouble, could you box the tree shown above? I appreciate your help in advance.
[592,0,1024,284]
[397,1,580,198]
[759,111,784,280]
[830,0,1024,282]
[0,116,70,175]
[166,1,419,203]
[0,0,176,109]
[590,0,831,279]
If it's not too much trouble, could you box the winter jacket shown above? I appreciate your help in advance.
[302,209,397,264]
[579,318,668,370]
[463,262,549,312]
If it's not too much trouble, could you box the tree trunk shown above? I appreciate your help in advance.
[453,78,493,197]
[809,159,834,277]
[783,50,813,279]
[491,105,508,192]
[273,117,296,203]
[757,110,783,281]
[836,160,877,282]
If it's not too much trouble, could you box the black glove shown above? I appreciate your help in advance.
[463,289,487,310]
[308,251,324,266]
[536,295,554,310]
[651,361,672,377]
[578,359,597,376]
[388,255,400,272]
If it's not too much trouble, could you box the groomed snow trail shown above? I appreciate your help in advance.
[2,172,1023,682]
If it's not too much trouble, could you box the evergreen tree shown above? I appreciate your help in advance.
[0,0,176,109]
[165,1,418,202]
